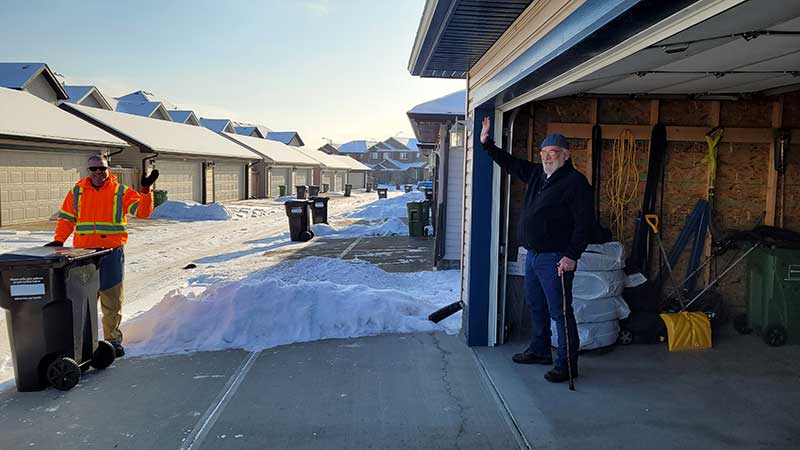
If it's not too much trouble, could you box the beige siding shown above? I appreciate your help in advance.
[334,172,345,192]
[155,159,202,202]
[25,74,58,103]
[445,146,465,261]
[349,172,366,188]
[295,168,312,186]
[215,162,245,202]
[0,149,91,226]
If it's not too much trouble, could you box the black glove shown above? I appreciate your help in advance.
[44,241,63,247]
[141,169,160,188]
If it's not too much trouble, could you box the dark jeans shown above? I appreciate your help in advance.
[524,251,579,370]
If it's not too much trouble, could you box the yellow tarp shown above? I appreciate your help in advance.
[659,311,712,351]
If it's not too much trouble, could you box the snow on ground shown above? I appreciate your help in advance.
[150,200,232,221]
[0,189,457,390]
[124,257,460,356]
[341,191,425,220]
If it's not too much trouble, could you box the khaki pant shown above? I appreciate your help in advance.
[99,282,124,343]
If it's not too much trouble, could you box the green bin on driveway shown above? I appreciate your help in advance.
[406,201,429,237]
[746,246,800,345]
[278,185,287,197]
[153,189,168,207]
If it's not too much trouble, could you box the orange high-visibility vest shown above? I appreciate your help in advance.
[54,174,153,248]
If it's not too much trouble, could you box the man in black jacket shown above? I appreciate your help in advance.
[479,116,593,383]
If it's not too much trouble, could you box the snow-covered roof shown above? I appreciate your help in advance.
[199,118,234,133]
[293,147,356,170]
[332,154,372,171]
[61,103,262,160]
[235,126,265,138]
[407,90,466,116]
[116,101,172,120]
[63,85,113,110]
[0,62,68,100]
[337,140,381,154]
[168,110,199,125]
[393,137,419,151]
[115,90,178,110]
[0,87,128,148]
[381,137,420,152]
[374,159,428,171]
[266,131,304,146]
[222,132,320,166]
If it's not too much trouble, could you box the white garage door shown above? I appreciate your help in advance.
[215,162,245,202]
[0,149,90,226]
[349,172,366,188]
[295,168,312,187]
[321,172,332,191]
[155,159,202,203]
[270,167,292,197]
[334,172,345,192]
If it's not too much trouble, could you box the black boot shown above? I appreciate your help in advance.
[544,365,578,383]
[110,341,125,358]
[512,349,553,365]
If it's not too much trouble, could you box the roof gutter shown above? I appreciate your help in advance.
[59,102,149,151]
[408,0,459,76]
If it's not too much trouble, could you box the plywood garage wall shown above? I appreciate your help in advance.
[504,94,797,321]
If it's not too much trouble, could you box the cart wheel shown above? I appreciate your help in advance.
[733,313,752,335]
[90,340,116,370]
[299,230,314,242]
[47,357,81,391]
[617,329,634,346]
[764,325,787,347]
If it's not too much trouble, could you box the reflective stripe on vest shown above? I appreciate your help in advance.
[74,222,127,235]
[128,201,140,216]
[57,210,76,223]
[113,185,125,224]
[72,186,82,217]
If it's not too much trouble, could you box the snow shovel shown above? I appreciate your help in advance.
[645,214,712,351]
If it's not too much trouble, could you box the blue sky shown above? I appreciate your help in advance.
[0,0,464,149]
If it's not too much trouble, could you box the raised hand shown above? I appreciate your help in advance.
[480,116,490,144]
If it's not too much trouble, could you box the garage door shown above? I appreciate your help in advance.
[349,172,365,188]
[155,159,202,203]
[270,167,292,197]
[334,172,345,192]
[321,172,332,191]
[215,162,245,202]
[295,168,312,187]
[0,149,89,226]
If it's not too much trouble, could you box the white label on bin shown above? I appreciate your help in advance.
[315,202,323,208]
[9,277,45,301]
[291,207,303,214]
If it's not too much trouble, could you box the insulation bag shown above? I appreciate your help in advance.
[577,242,625,271]
[551,319,620,351]
[572,270,626,300]
[573,296,630,324]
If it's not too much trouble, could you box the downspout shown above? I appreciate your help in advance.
[245,161,256,199]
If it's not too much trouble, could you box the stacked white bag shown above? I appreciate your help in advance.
[550,242,630,350]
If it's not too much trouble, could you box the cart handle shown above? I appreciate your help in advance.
[645,214,659,234]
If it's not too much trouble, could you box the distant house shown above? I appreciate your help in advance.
[0,62,68,103]
[199,118,235,133]
[336,140,383,163]
[63,85,113,110]
[266,131,304,147]
[0,87,128,226]
[167,110,200,126]
[407,89,466,270]
[317,143,339,155]
[115,90,178,109]
[115,101,173,121]
[295,147,373,191]
[234,126,266,138]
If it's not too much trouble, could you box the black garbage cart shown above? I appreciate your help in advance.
[284,200,315,242]
[0,247,116,391]
[310,196,330,224]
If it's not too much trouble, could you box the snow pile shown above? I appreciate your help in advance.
[0,231,62,255]
[311,218,408,238]
[150,200,232,221]
[344,191,425,220]
[123,257,461,356]
[226,205,279,220]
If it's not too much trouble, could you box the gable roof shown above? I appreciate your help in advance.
[336,139,381,154]
[393,137,419,151]
[222,133,320,166]
[407,90,466,116]
[235,126,265,138]
[61,102,261,160]
[0,87,127,148]
[0,62,68,100]
[63,85,113,110]
[199,118,235,133]
[374,158,428,171]
[167,110,199,125]
[266,131,304,146]
[293,147,365,171]
[115,101,172,120]
[115,90,178,110]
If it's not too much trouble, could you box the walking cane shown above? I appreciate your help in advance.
[560,269,576,391]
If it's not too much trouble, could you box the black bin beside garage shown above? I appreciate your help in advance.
[296,185,308,199]
[344,184,352,197]
[309,185,321,197]
[0,247,116,391]
[284,200,314,242]
[310,196,330,224]
[377,188,388,199]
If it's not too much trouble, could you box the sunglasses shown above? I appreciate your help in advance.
[88,166,108,172]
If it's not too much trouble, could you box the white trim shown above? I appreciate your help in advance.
[487,109,503,347]
[497,0,746,112]
[408,0,439,72]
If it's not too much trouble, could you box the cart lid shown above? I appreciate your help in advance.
[0,247,112,268]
